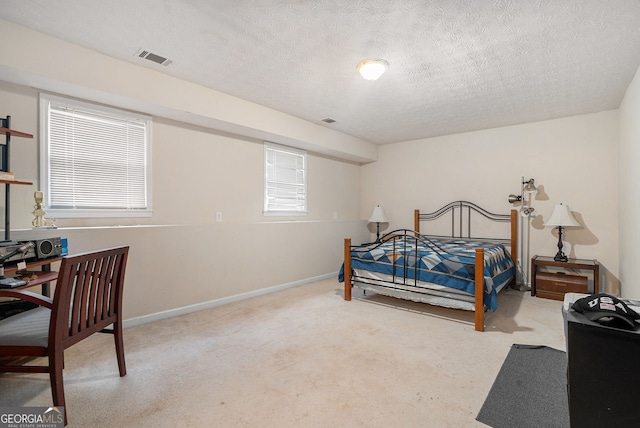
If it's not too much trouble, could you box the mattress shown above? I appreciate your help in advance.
[340,234,515,311]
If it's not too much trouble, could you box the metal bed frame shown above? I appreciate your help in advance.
[343,201,517,332]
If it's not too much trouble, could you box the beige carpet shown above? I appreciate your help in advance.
[0,279,566,427]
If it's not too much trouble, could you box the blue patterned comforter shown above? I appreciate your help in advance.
[339,232,515,311]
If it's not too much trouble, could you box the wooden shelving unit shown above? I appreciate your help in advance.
[0,115,34,241]
[0,117,52,321]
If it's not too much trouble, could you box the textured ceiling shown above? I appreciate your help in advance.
[1,0,640,144]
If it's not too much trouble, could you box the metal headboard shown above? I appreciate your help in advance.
[415,200,512,242]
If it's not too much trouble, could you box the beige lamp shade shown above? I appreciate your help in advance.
[367,205,389,240]
[545,204,580,227]
[368,205,388,223]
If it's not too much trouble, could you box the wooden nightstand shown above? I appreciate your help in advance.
[531,255,599,301]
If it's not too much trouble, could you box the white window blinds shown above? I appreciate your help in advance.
[40,94,151,217]
[264,143,307,214]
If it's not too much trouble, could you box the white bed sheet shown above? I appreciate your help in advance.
[352,268,511,311]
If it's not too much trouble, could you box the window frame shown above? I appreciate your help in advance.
[263,142,307,216]
[39,93,153,218]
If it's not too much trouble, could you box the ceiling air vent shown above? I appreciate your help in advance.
[321,118,336,123]
[135,49,173,66]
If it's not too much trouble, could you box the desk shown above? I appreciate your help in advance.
[0,257,61,366]
[1,256,61,296]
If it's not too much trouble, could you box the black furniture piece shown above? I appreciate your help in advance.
[566,309,640,427]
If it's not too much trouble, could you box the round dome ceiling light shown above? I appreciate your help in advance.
[357,58,389,80]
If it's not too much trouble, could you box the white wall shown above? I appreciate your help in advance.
[0,22,371,322]
[619,65,640,299]
[361,112,620,293]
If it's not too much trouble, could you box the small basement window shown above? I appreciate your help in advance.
[39,93,152,218]
[264,142,307,215]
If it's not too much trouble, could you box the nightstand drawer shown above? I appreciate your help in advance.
[537,272,588,300]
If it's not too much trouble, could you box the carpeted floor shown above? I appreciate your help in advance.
[0,279,566,427]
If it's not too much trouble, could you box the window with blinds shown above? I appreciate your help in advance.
[39,94,152,218]
[264,143,307,215]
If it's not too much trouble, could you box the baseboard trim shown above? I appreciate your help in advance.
[123,272,337,328]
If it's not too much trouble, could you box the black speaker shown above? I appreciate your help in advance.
[566,310,640,427]
[32,237,63,259]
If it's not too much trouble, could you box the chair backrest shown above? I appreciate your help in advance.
[49,246,129,349]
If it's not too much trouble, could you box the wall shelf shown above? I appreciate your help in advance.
[0,127,34,139]
[0,179,32,185]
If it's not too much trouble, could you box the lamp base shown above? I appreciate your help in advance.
[554,226,569,262]
[554,252,569,262]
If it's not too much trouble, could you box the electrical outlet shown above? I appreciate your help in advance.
[216,212,222,222]
[333,212,338,220]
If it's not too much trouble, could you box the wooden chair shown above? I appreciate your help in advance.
[0,246,129,425]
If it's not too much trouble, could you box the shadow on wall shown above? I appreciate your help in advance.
[532,184,550,204]
[567,212,599,248]
[531,209,599,254]
[603,267,621,296]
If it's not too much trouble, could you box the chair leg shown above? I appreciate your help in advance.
[114,321,126,377]
[49,351,67,425]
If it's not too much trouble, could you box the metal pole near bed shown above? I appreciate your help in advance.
[510,209,518,277]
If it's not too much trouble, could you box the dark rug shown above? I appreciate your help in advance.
[476,344,569,428]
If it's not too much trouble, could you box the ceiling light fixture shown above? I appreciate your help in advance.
[357,58,389,80]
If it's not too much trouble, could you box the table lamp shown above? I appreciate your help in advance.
[545,203,580,262]
[368,205,389,244]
